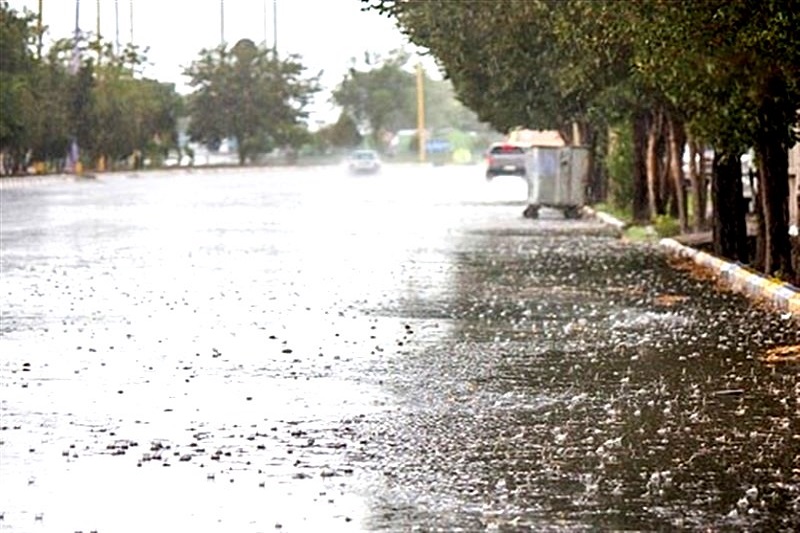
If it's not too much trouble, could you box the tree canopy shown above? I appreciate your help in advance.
[367,0,800,282]
[331,49,489,151]
[0,0,180,173]
[183,39,321,164]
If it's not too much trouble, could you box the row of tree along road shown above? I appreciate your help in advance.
[0,1,493,174]
[368,0,800,287]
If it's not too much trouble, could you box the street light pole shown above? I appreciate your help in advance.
[129,0,133,44]
[72,0,80,73]
[416,63,426,163]
[220,0,225,44]
[96,0,101,64]
[115,0,120,55]
[71,0,83,175]
[37,0,42,59]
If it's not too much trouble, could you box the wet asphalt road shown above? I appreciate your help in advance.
[1,164,799,532]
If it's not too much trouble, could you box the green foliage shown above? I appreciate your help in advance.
[653,215,681,238]
[606,123,634,211]
[424,77,489,133]
[623,225,658,242]
[184,39,320,165]
[369,0,799,280]
[0,1,36,168]
[316,113,362,151]
[332,50,489,152]
[0,2,181,173]
[367,1,625,135]
[332,50,416,150]
[593,202,632,224]
[368,0,800,169]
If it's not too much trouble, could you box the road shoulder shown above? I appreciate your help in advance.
[585,206,800,317]
[659,237,800,317]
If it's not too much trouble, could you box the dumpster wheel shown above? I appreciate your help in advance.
[563,206,582,219]
[523,204,540,219]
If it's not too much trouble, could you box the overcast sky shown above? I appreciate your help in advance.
[9,0,434,123]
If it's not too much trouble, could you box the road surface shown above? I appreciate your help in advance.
[1,164,798,531]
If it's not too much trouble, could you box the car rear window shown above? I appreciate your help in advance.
[489,145,526,155]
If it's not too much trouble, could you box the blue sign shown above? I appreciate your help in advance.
[426,139,452,153]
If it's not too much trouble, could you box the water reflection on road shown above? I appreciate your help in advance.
[1,165,798,532]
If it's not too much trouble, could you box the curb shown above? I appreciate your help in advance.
[582,206,627,230]
[585,207,800,317]
[659,237,800,316]
[0,174,77,189]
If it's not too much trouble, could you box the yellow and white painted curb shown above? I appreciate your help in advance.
[660,238,800,316]
[582,206,627,230]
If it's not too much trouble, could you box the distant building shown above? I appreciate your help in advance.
[506,129,566,147]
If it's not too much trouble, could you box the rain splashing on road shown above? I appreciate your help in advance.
[1,167,798,532]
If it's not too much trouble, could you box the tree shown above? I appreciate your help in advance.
[332,49,490,154]
[332,50,417,150]
[423,76,489,133]
[627,0,799,279]
[184,39,320,165]
[1,2,182,176]
[0,1,37,173]
[26,51,72,169]
[317,112,362,151]
[368,0,800,282]
[368,1,629,205]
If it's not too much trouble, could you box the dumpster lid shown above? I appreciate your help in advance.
[506,129,566,147]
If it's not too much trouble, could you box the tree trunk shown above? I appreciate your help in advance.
[753,169,766,271]
[657,126,670,216]
[662,144,676,218]
[587,124,607,204]
[755,137,793,279]
[596,132,608,203]
[233,132,246,166]
[632,111,650,223]
[711,150,748,262]
[645,109,661,219]
[667,115,688,232]
[576,121,604,205]
[688,139,707,231]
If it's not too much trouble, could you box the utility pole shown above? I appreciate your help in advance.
[273,0,277,53]
[220,0,225,44]
[115,0,120,55]
[36,0,42,59]
[416,63,426,163]
[72,0,80,74]
[261,0,267,50]
[71,0,82,175]
[96,0,101,63]
[129,0,133,44]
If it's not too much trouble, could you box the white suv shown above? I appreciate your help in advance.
[347,149,381,174]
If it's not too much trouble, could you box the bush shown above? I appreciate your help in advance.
[653,215,681,238]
